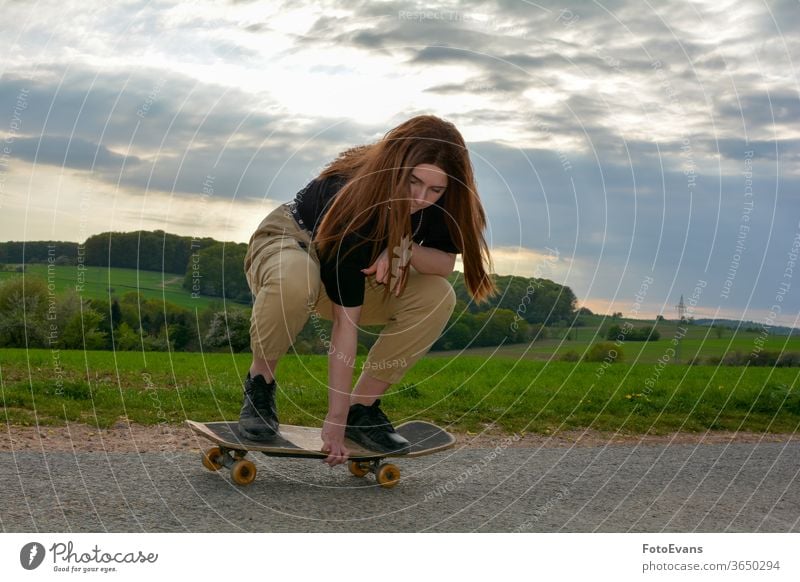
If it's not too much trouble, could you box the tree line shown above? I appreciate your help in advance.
[1,231,220,283]
[1,232,248,302]
[0,230,579,352]
[0,274,577,354]
[0,277,220,352]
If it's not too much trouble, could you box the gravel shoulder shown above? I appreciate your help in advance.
[2,421,798,453]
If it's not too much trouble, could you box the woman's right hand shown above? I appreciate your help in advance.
[321,414,350,467]
[362,247,405,295]
[361,247,390,285]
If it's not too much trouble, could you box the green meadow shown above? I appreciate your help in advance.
[433,320,800,365]
[2,270,798,436]
[0,264,225,310]
[2,348,798,435]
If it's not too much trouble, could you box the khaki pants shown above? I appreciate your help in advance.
[244,203,457,384]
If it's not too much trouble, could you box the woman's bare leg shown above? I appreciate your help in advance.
[250,355,279,383]
[350,372,390,406]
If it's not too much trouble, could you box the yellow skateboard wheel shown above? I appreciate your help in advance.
[202,447,223,471]
[231,459,257,486]
[348,461,371,478]
[376,463,400,488]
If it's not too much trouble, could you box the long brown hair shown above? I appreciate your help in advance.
[315,115,496,303]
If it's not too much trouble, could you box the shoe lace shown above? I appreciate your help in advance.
[251,389,269,410]
[249,378,276,413]
[367,400,394,431]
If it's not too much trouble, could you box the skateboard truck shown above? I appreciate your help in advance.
[348,459,401,488]
[202,446,257,486]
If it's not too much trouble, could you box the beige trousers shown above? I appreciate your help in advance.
[244,203,456,384]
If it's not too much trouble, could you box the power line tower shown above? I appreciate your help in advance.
[676,294,686,322]
[675,294,686,363]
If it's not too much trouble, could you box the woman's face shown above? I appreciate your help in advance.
[409,164,448,214]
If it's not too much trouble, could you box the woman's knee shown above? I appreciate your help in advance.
[277,270,319,307]
[413,274,456,318]
[256,250,320,307]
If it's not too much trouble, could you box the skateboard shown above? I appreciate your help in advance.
[186,419,456,488]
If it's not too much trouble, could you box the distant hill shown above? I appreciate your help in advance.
[0,240,79,264]
[1,231,578,324]
[0,231,245,301]
[4,232,800,355]
[4,233,798,338]
[0,230,222,274]
[0,230,578,354]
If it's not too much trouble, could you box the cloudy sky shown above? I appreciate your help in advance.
[1,0,799,325]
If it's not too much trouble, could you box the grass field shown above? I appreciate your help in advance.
[3,266,795,361]
[0,264,228,310]
[2,348,798,435]
[433,320,800,365]
[2,268,799,436]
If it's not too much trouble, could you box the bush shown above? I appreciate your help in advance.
[777,352,800,367]
[638,326,660,341]
[0,277,50,347]
[606,324,660,342]
[749,350,781,367]
[61,303,107,349]
[559,350,580,362]
[142,328,174,351]
[750,383,800,415]
[722,351,748,366]
[114,323,140,351]
[720,350,800,367]
[606,324,623,341]
[204,309,251,352]
[584,342,624,363]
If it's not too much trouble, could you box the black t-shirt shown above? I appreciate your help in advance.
[290,173,460,307]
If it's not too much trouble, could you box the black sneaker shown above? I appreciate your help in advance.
[345,399,410,454]
[238,373,280,441]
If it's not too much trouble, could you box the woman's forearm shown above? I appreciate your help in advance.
[328,304,361,419]
[409,243,456,277]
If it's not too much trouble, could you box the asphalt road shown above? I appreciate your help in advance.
[1,442,798,532]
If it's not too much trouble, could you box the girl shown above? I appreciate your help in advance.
[239,115,495,467]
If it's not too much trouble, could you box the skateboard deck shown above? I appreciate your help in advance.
[186,419,455,488]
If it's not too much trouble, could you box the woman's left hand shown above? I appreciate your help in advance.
[321,414,350,467]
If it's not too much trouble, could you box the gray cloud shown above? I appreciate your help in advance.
[9,135,140,172]
[469,130,798,313]
[0,65,379,200]
[711,138,800,163]
[716,91,800,131]
[2,0,798,321]
[424,72,531,94]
